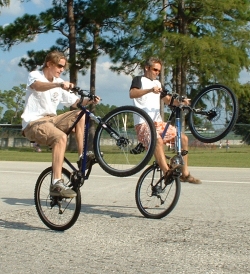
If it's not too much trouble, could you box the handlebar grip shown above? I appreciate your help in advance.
[71,87,90,98]
[160,90,172,99]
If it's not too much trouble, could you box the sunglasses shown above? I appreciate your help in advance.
[56,64,66,69]
[151,68,161,72]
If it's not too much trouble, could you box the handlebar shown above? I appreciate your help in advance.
[161,90,188,104]
[161,91,216,119]
[71,87,98,101]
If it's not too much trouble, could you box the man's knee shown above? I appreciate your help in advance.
[181,133,188,143]
[156,137,165,149]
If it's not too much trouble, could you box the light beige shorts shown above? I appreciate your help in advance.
[23,110,81,148]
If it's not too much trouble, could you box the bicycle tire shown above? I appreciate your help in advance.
[135,164,181,219]
[93,105,156,177]
[34,167,81,231]
[188,84,238,143]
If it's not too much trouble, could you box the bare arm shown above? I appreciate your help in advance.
[130,86,162,99]
[71,96,101,109]
[30,81,73,91]
[130,86,174,106]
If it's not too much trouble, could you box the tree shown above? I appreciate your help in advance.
[233,83,250,144]
[0,0,10,7]
[108,0,250,97]
[0,0,131,149]
[0,84,26,124]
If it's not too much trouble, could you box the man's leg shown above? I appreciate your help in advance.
[50,132,77,197]
[154,137,169,174]
[180,133,201,184]
[52,133,67,179]
[74,114,85,157]
[181,133,189,177]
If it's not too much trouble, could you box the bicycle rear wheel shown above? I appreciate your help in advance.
[93,105,156,177]
[135,164,181,219]
[188,84,238,143]
[34,167,81,231]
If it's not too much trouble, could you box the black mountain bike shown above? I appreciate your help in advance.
[34,87,156,230]
[135,84,238,219]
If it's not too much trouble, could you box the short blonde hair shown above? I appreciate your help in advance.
[42,51,68,69]
[144,57,162,68]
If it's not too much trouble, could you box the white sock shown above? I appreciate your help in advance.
[53,179,61,185]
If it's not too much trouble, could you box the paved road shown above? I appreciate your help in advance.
[0,161,250,274]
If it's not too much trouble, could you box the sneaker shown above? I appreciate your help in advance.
[77,151,96,170]
[50,179,77,198]
[130,143,145,154]
[164,170,174,186]
[180,173,202,184]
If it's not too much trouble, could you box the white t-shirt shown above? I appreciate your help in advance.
[21,70,79,129]
[130,76,162,125]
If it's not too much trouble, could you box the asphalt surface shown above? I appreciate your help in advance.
[0,161,250,274]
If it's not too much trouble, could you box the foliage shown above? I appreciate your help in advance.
[108,0,250,97]
[0,0,250,129]
[0,0,129,77]
[0,84,26,124]
[233,83,250,144]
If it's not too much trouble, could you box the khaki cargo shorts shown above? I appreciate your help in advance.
[135,121,176,149]
[23,110,81,148]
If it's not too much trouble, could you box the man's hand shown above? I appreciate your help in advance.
[182,98,191,106]
[89,95,101,105]
[61,81,74,90]
[151,86,162,94]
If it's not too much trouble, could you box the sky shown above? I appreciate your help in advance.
[0,0,133,107]
[0,0,249,109]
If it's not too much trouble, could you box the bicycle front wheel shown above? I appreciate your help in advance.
[135,164,181,219]
[34,167,81,231]
[188,84,238,143]
[93,105,156,177]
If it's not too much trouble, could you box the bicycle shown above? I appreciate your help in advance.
[34,87,157,230]
[135,84,238,219]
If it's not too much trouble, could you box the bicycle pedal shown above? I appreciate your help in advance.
[130,143,145,154]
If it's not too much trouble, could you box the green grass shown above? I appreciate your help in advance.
[1,145,250,167]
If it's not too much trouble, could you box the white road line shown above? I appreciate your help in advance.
[0,170,249,184]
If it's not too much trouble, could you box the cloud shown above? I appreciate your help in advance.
[0,56,28,90]
[0,0,52,17]
[0,55,135,107]
[77,60,133,106]
[31,0,44,6]
[0,0,24,16]
[31,0,52,8]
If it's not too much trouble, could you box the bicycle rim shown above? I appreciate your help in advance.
[188,84,238,143]
[135,165,181,219]
[34,167,81,231]
[94,105,156,177]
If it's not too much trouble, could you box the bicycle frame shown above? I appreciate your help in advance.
[161,104,185,171]
[62,99,130,183]
[63,101,104,182]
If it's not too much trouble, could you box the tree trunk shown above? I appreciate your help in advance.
[160,0,168,120]
[67,0,77,85]
[67,0,78,151]
[177,0,187,131]
[87,23,100,151]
